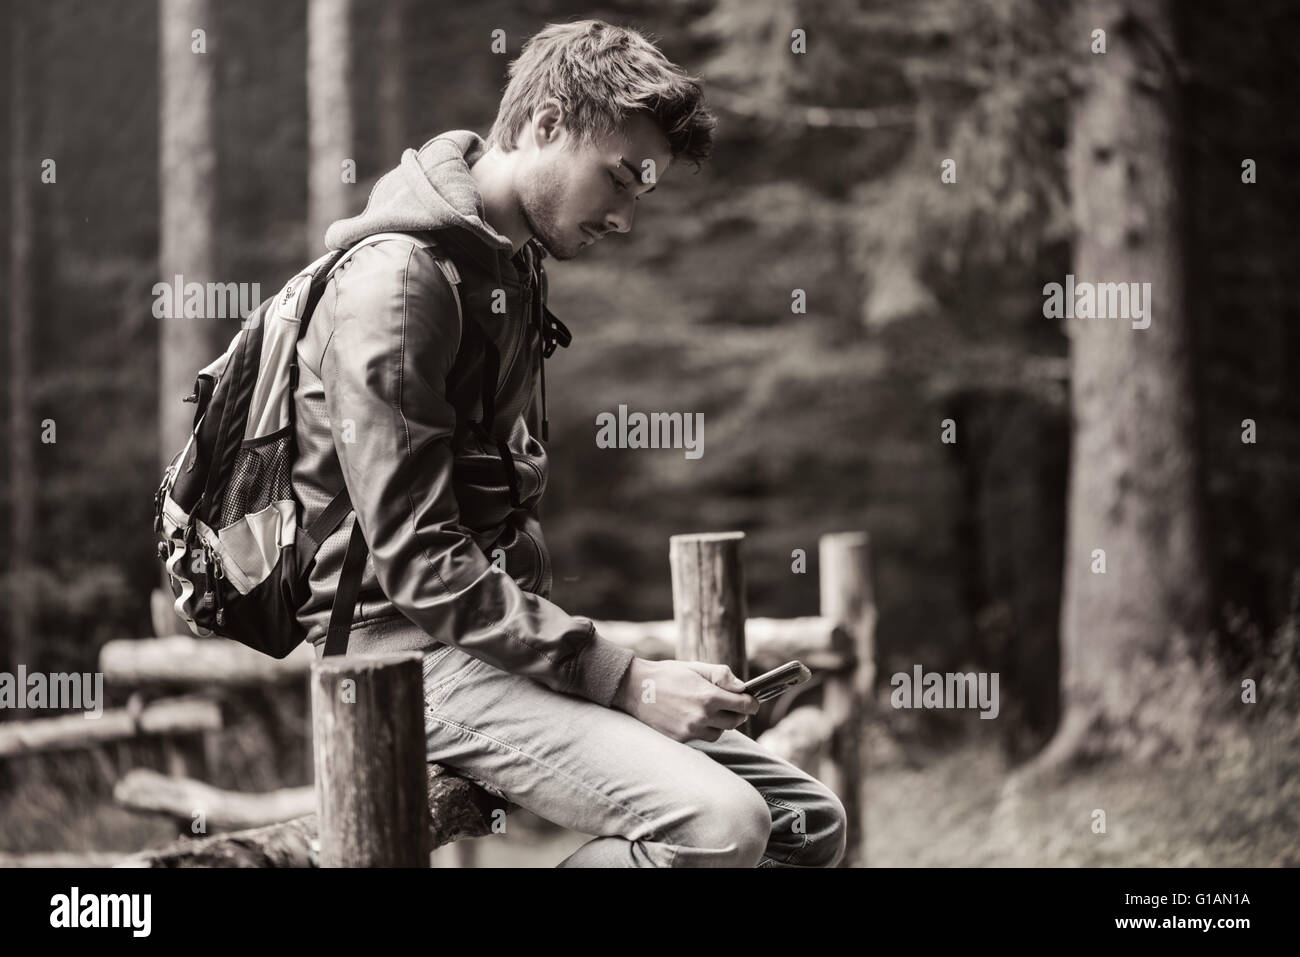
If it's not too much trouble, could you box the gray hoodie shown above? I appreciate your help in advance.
[326,130,513,256]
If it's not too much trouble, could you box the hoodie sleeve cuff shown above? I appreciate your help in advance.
[567,624,637,708]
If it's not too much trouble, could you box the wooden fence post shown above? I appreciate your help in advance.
[819,531,876,868]
[311,652,431,867]
[669,531,750,734]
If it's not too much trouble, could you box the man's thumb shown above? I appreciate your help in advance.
[685,661,742,690]
[711,664,747,693]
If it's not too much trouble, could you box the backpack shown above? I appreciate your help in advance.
[152,231,517,659]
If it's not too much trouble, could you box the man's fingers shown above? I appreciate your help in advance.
[704,709,752,731]
[706,687,761,715]
[682,661,733,687]
[683,660,749,694]
[714,668,748,693]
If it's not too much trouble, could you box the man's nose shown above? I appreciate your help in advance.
[605,202,634,234]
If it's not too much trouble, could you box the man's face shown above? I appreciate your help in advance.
[517,110,672,261]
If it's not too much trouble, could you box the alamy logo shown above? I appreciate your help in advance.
[0,667,103,718]
[152,275,261,320]
[49,887,151,937]
[890,665,1000,719]
[1042,274,1152,330]
[595,404,704,459]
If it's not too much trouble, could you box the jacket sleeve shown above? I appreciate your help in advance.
[318,239,635,707]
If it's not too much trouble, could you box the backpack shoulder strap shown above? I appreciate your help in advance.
[325,231,461,300]
[322,517,368,658]
[298,231,462,340]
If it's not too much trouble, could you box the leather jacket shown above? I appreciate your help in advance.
[290,224,635,707]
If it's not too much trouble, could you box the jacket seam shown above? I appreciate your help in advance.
[395,242,457,594]
[322,277,339,358]
[350,607,402,628]
[387,242,568,676]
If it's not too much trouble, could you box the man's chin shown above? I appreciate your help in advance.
[537,234,582,261]
[521,204,582,260]
[538,217,594,258]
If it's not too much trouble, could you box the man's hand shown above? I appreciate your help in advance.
[612,657,760,742]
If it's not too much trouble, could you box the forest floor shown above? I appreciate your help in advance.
[3,706,1297,867]
[860,708,1300,867]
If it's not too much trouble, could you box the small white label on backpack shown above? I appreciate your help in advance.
[278,275,310,320]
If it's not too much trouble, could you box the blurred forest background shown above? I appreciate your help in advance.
[2,0,1299,865]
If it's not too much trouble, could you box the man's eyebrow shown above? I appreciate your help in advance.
[618,157,656,193]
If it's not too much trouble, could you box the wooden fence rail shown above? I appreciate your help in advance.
[113,768,315,831]
[0,694,220,759]
[13,530,875,867]
[97,617,852,685]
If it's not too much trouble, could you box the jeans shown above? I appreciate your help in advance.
[348,614,849,867]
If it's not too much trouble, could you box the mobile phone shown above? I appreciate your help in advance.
[741,661,812,702]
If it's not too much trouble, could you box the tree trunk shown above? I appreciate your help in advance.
[1042,0,1213,769]
[308,0,354,254]
[8,1,37,681]
[159,0,219,472]
[156,0,221,633]
[377,0,408,165]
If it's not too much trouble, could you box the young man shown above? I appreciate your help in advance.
[292,19,847,867]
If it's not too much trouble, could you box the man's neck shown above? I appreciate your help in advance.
[469,144,531,255]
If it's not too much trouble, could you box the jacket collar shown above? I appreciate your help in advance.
[432,226,527,287]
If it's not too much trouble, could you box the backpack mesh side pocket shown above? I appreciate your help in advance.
[218,428,294,530]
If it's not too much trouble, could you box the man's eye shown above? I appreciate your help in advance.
[611,174,629,192]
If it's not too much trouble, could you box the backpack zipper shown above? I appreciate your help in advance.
[202,539,226,626]
[207,542,225,581]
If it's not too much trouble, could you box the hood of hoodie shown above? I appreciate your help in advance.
[322,130,567,442]
[323,130,519,274]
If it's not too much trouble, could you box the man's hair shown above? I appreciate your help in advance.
[487,20,715,168]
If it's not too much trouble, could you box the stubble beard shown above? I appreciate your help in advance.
[521,163,582,261]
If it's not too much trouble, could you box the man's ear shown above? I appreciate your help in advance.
[531,99,566,149]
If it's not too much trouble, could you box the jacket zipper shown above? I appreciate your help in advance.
[495,272,530,402]
[492,272,545,505]
[471,250,541,503]
[480,266,535,437]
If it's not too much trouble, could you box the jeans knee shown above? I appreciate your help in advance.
[806,786,849,867]
[758,783,848,868]
[682,786,771,868]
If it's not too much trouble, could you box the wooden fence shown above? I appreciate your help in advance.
[3,530,875,867]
